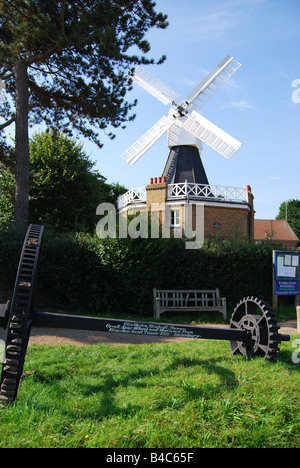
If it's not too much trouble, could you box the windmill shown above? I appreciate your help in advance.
[121,55,242,185]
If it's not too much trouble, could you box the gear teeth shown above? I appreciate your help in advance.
[6,345,22,353]
[266,309,276,317]
[230,297,290,362]
[0,224,44,406]
[0,395,13,407]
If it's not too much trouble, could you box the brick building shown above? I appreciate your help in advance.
[118,145,255,242]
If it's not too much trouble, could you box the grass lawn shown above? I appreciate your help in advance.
[0,335,299,448]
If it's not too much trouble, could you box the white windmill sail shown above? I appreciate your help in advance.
[121,115,175,165]
[182,111,242,159]
[186,55,241,110]
[133,66,180,106]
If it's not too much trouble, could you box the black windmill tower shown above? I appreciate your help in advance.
[162,144,209,186]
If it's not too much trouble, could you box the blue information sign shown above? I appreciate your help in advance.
[274,251,300,296]
[276,280,299,296]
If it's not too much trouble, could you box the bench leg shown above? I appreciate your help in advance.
[154,299,160,320]
[222,299,227,320]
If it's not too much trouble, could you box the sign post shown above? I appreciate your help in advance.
[273,251,300,309]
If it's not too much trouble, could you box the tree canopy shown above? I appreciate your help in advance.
[0,160,14,226]
[0,129,128,232]
[0,0,168,226]
[276,199,300,241]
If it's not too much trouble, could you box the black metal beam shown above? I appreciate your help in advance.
[34,312,252,342]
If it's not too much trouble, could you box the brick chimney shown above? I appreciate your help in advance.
[146,177,167,210]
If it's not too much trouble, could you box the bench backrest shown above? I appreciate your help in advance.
[154,289,221,307]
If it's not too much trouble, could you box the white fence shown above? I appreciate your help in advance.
[118,183,247,210]
[167,182,247,203]
[117,187,147,210]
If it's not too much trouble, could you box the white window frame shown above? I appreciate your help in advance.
[171,209,180,228]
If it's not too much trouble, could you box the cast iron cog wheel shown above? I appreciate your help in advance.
[229,296,288,361]
[0,225,44,407]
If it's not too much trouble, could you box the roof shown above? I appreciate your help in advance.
[254,219,299,242]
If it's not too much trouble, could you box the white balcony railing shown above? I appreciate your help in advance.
[117,187,147,210]
[167,182,247,203]
[117,183,248,210]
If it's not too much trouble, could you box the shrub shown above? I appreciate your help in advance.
[0,228,276,316]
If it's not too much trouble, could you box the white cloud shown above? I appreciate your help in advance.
[177,10,239,42]
[221,99,257,110]
[169,0,266,43]
[223,78,243,92]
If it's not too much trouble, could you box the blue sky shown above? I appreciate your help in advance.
[87,0,300,220]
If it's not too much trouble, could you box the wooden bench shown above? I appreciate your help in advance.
[153,289,227,320]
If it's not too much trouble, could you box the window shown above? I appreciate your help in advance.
[171,209,180,227]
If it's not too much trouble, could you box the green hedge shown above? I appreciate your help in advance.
[0,228,278,316]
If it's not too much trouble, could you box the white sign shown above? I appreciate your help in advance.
[278,265,296,278]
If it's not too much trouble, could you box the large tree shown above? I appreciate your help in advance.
[0,0,168,227]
